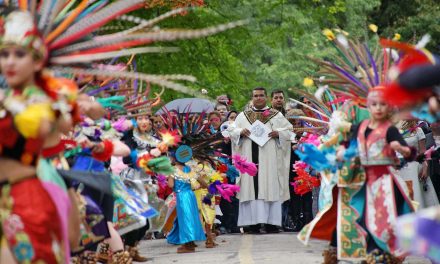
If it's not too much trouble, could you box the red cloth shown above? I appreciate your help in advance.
[1,178,64,264]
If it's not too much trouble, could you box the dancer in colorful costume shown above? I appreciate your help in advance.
[379,38,440,264]
[296,30,405,263]
[0,11,67,263]
[120,105,162,262]
[341,86,415,263]
[161,109,240,253]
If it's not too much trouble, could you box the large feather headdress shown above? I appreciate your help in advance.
[0,1,245,95]
[311,29,395,107]
[160,108,223,166]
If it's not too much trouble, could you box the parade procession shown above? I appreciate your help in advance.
[1,0,440,264]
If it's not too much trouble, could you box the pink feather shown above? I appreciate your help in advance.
[232,154,258,176]
[112,117,130,132]
[216,184,240,202]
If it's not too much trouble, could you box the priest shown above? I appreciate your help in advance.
[230,87,293,233]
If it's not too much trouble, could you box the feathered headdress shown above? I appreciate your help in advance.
[160,107,223,167]
[311,29,395,107]
[379,37,436,108]
[0,2,245,95]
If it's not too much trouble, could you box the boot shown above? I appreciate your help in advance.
[109,250,132,264]
[177,243,195,253]
[322,247,337,264]
[96,243,110,263]
[205,224,217,248]
[127,244,150,262]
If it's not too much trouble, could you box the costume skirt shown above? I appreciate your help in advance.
[166,180,205,245]
[353,165,415,257]
[0,177,64,264]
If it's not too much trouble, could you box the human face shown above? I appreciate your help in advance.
[152,117,163,131]
[367,96,390,121]
[0,47,43,89]
[216,104,228,121]
[302,98,312,107]
[228,112,237,122]
[209,115,222,130]
[252,90,267,109]
[136,115,152,133]
[271,92,285,110]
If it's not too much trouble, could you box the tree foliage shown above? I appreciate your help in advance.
[136,0,440,110]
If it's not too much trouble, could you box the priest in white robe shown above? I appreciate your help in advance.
[230,87,293,232]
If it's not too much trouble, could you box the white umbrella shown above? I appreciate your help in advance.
[156,98,214,114]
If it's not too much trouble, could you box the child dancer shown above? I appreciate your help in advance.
[166,163,206,253]
[337,86,415,263]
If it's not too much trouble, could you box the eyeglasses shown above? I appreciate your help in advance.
[209,118,220,122]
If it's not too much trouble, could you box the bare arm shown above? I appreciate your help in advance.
[111,140,130,157]
[77,94,106,120]
[167,176,174,189]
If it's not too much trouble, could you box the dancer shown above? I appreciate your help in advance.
[0,10,67,264]
[120,107,161,262]
[337,86,415,263]
[166,165,207,253]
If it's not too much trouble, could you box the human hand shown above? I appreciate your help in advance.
[336,146,346,161]
[268,131,279,138]
[241,128,250,137]
[390,141,411,157]
[419,161,428,180]
[92,142,105,153]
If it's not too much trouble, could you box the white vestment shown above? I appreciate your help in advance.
[230,107,293,226]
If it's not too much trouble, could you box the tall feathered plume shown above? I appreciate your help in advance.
[311,29,394,107]
[2,1,246,95]
[160,108,223,165]
[287,89,332,135]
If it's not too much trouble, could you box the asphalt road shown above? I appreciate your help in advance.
[138,233,432,264]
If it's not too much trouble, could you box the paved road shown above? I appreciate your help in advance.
[138,233,431,264]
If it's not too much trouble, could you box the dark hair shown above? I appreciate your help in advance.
[226,110,237,119]
[252,87,267,96]
[215,103,228,111]
[271,89,285,97]
[208,111,221,119]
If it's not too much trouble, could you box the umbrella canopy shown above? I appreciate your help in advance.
[156,98,214,114]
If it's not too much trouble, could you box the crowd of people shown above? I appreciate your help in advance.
[1,2,440,264]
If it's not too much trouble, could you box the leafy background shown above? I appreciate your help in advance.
[134,0,440,110]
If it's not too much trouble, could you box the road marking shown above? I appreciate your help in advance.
[239,235,254,264]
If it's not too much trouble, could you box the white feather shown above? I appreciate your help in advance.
[336,34,349,49]
[416,34,431,49]
[314,85,327,102]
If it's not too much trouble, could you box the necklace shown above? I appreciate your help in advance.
[133,130,160,150]
[171,168,199,183]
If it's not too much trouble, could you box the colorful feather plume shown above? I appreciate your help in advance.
[215,184,240,202]
[159,130,182,148]
[379,38,435,108]
[291,163,320,196]
[232,154,257,176]
[306,30,394,107]
[2,1,245,98]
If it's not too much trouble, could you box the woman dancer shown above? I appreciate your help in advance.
[120,110,161,261]
[0,10,66,264]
